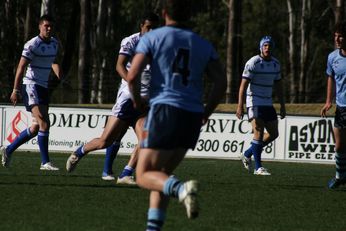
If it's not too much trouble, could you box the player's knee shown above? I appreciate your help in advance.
[29,125,39,135]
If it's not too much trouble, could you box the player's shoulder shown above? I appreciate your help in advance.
[121,32,140,44]
[328,49,339,60]
[24,36,42,48]
[246,55,261,66]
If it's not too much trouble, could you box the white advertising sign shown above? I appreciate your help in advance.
[0,105,336,164]
[3,106,137,154]
[187,113,277,159]
[285,116,335,163]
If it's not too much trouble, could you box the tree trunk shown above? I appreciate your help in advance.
[78,0,91,104]
[225,0,233,103]
[224,0,241,103]
[298,0,311,103]
[335,0,344,24]
[41,0,55,16]
[287,0,297,103]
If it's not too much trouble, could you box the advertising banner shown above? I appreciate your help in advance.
[0,105,335,164]
[285,116,335,163]
[187,113,278,159]
[3,106,137,154]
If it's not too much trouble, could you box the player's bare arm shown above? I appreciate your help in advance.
[236,78,249,120]
[116,54,130,81]
[11,57,29,106]
[274,80,286,119]
[51,63,63,80]
[321,76,334,117]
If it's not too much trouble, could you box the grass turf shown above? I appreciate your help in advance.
[0,152,346,231]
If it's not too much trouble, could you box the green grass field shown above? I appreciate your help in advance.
[1,152,346,231]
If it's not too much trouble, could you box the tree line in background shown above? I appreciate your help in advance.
[0,0,344,105]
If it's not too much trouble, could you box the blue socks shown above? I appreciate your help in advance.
[244,139,264,170]
[6,128,35,155]
[251,140,263,170]
[119,165,134,178]
[146,208,165,231]
[163,176,183,198]
[102,142,120,175]
[75,145,86,158]
[7,128,50,165]
[38,131,49,164]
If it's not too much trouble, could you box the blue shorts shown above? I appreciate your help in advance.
[22,84,49,112]
[335,106,346,129]
[141,104,203,149]
[247,106,277,122]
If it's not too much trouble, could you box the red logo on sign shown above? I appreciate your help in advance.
[6,111,29,143]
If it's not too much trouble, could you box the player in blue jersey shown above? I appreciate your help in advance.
[127,0,226,229]
[321,21,346,189]
[236,36,286,176]
[65,13,159,185]
[0,15,63,170]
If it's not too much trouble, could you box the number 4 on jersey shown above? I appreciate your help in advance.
[172,48,190,86]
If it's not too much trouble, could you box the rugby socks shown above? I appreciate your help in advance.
[75,145,86,158]
[102,142,120,175]
[244,146,253,158]
[335,152,346,179]
[38,131,49,164]
[146,208,165,231]
[119,165,134,178]
[163,176,183,198]
[251,139,264,170]
[6,128,35,155]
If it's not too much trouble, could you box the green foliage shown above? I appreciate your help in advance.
[0,0,342,104]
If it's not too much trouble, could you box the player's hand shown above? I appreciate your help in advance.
[236,105,244,120]
[321,103,332,118]
[10,90,20,106]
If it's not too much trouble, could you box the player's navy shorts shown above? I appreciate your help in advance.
[141,104,203,149]
[334,106,346,129]
[22,84,49,112]
[247,106,277,122]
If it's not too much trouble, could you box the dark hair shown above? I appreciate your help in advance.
[39,14,55,24]
[140,12,160,25]
[162,0,191,22]
[334,21,346,36]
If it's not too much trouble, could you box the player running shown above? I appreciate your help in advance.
[65,13,159,185]
[127,0,227,229]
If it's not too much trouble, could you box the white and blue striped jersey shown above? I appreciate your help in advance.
[22,36,58,88]
[242,55,281,107]
[135,26,218,113]
[118,32,151,98]
[326,49,346,107]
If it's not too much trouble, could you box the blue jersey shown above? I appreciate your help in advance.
[326,49,346,107]
[135,26,218,113]
[22,36,58,88]
[242,55,281,107]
